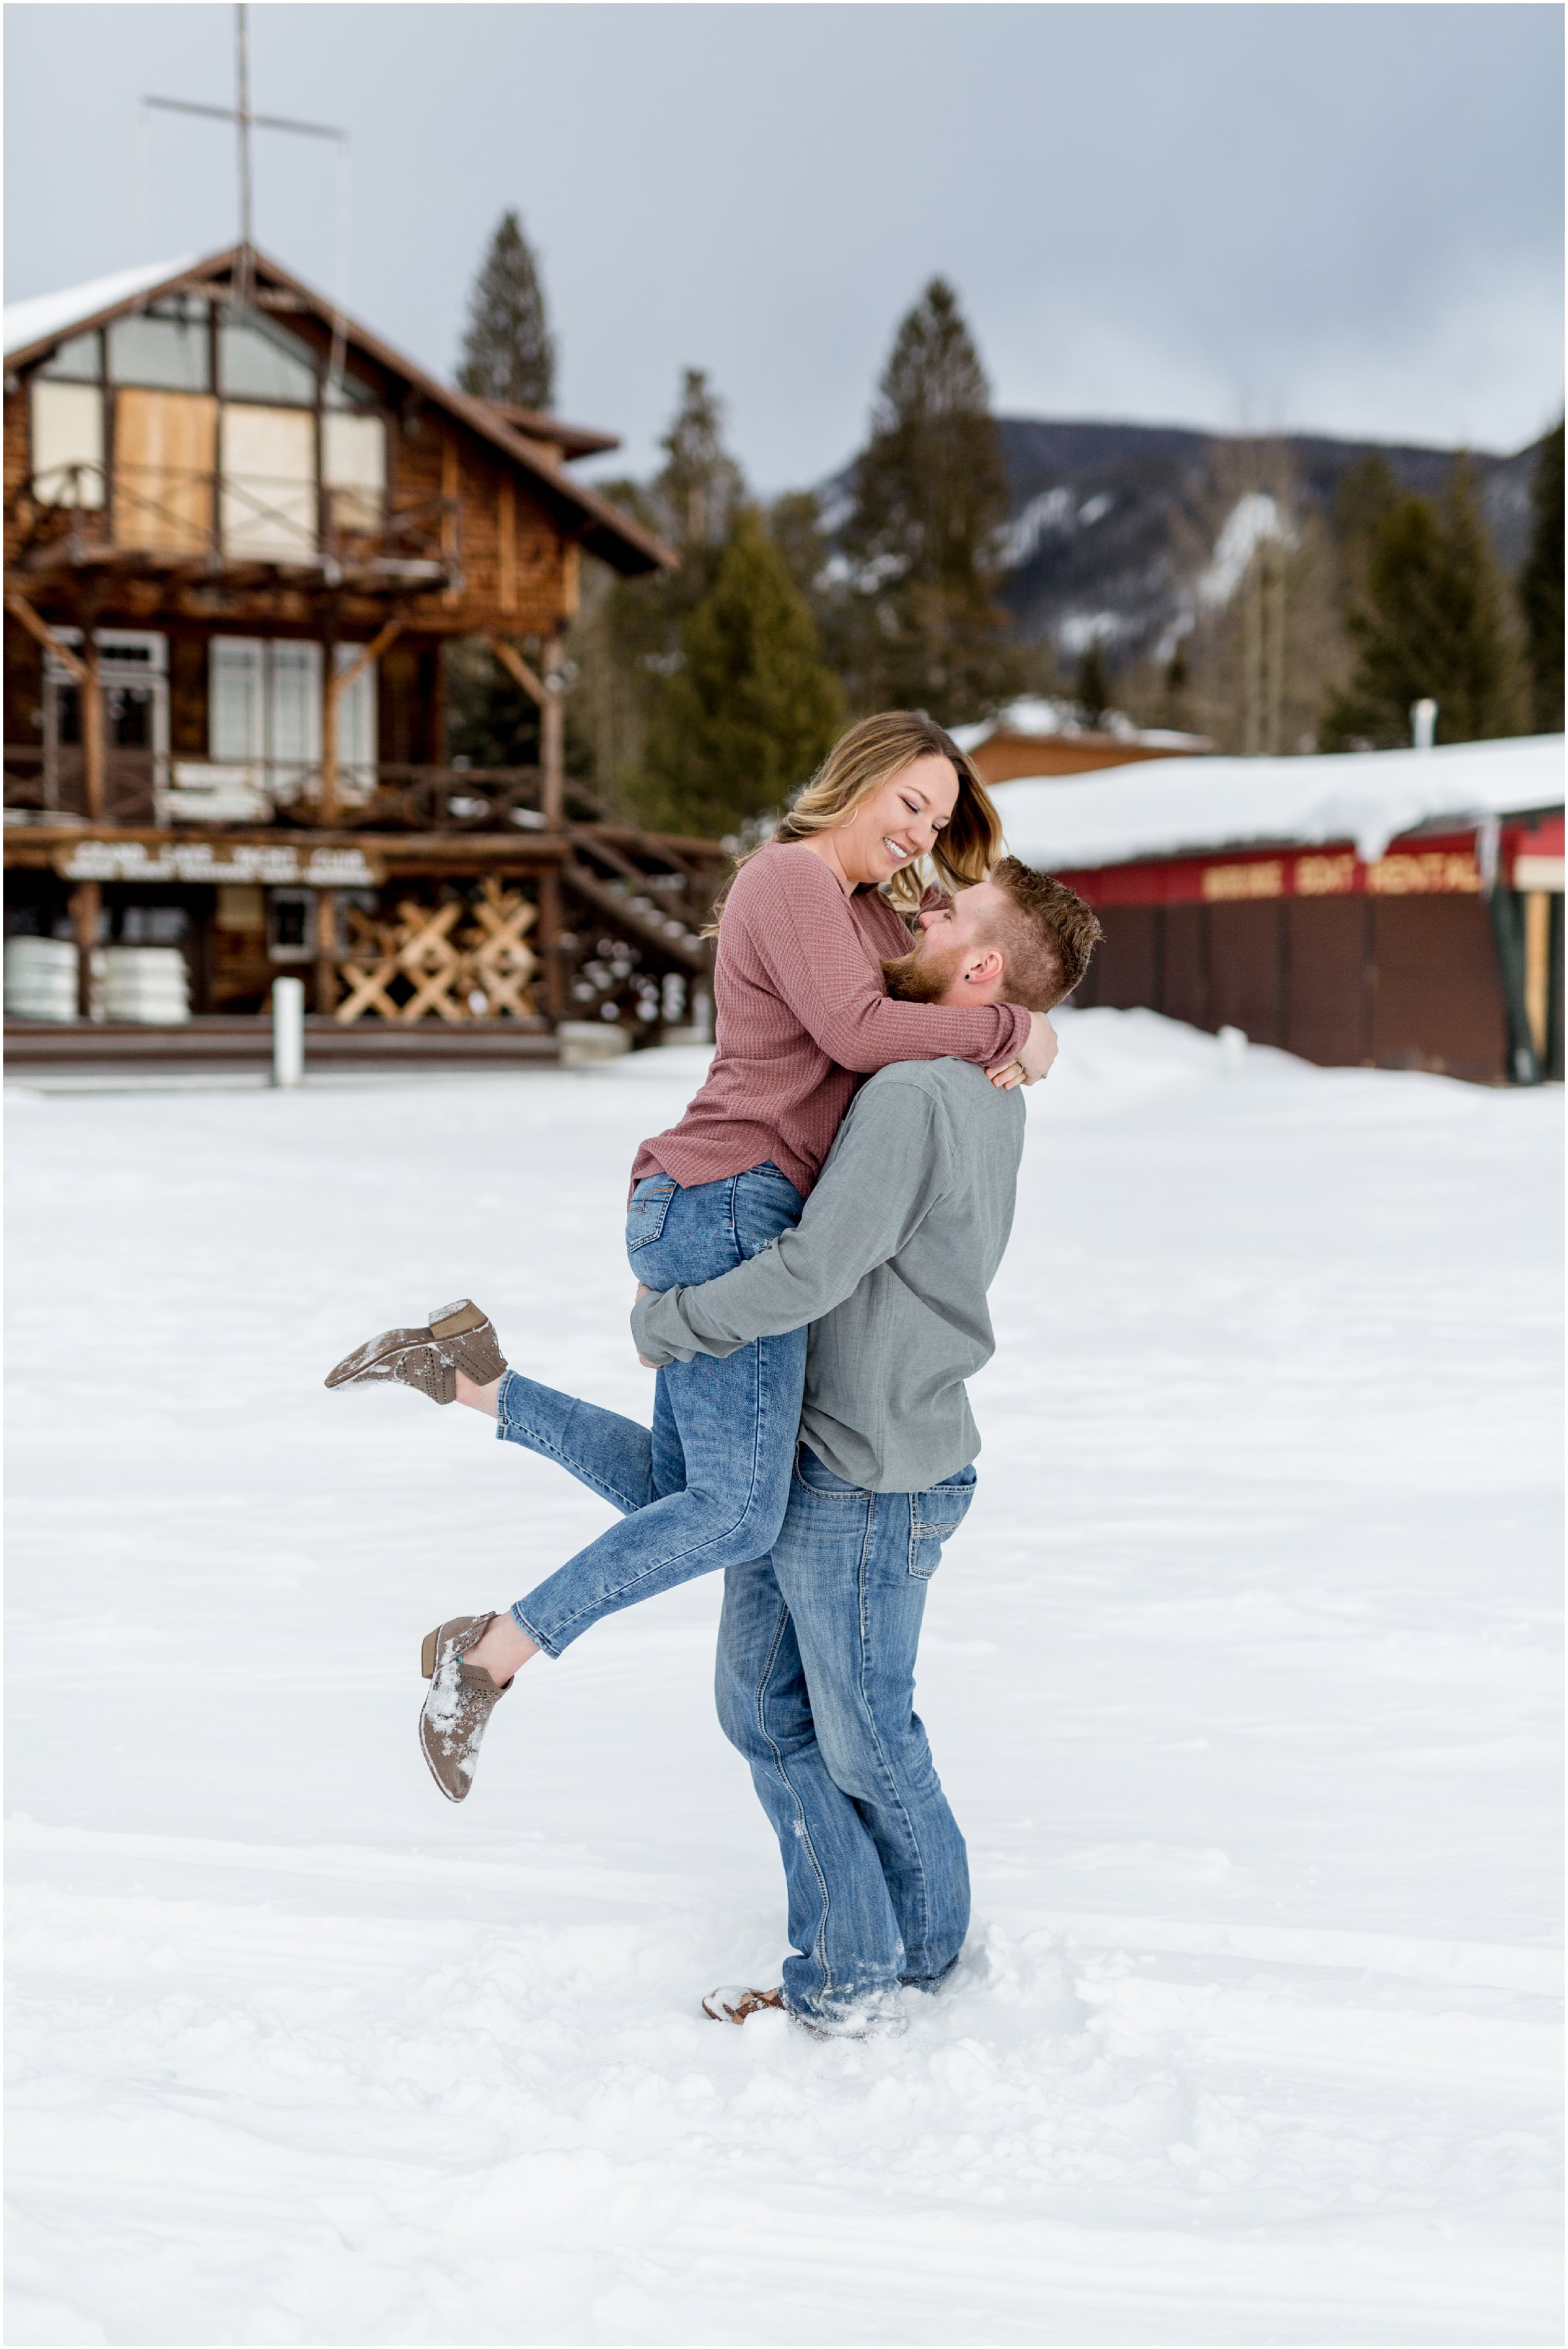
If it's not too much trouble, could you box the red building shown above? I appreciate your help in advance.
[1000,738,1564,1085]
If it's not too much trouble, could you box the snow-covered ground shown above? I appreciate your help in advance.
[6,1012,1562,2348]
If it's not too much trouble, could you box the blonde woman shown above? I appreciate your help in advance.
[328,710,1058,1799]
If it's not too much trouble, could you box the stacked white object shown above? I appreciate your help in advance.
[97,946,190,1025]
[5,935,79,1022]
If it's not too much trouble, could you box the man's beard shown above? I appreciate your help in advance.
[882,939,965,1004]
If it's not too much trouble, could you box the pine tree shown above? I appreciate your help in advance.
[1518,418,1564,733]
[565,372,750,817]
[1076,638,1111,727]
[457,210,556,411]
[840,278,1015,721]
[639,507,844,839]
[649,369,746,591]
[1320,458,1522,749]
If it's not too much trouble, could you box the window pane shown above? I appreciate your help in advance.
[324,366,379,411]
[209,639,265,763]
[219,309,318,405]
[40,332,102,383]
[269,641,323,769]
[220,405,317,559]
[322,411,385,531]
[334,642,378,801]
[113,390,216,553]
[30,380,105,507]
[108,308,212,392]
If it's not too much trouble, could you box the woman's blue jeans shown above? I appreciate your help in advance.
[499,1163,807,1657]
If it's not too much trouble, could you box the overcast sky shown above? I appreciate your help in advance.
[5,4,1562,493]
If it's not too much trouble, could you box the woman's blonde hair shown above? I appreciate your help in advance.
[709,710,1003,929]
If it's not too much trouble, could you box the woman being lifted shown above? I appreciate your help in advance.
[327,709,1058,1798]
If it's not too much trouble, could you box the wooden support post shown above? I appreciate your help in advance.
[69,880,101,1018]
[482,633,559,828]
[542,636,565,832]
[320,623,339,827]
[322,614,403,823]
[1524,890,1551,1061]
[314,887,339,1016]
[81,632,105,822]
[537,868,565,1024]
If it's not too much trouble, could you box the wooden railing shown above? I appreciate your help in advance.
[12,467,459,591]
[1,750,608,832]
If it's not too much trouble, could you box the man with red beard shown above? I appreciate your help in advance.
[630,858,1100,2033]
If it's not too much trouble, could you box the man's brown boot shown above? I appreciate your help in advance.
[701,1986,790,2024]
[325,1299,506,1405]
[419,1614,513,1801]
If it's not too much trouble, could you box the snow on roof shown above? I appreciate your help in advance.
[1000,734,1565,872]
[3,258,199,359]
[951,696,1211,754]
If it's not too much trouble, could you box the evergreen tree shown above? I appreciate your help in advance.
[444,636,541,770]
[457,210,556,411]
[1076,638,1111,727]
[649,369,746,591]
[840,278,1015,720]
[639,507,844,839]
[567,371,750,818]
[1320,458,1522,749]
[1518,418,1564,733]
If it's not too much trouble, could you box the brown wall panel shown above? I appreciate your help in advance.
[169,632,207,756]
[5,624,42,744]
[1286,897,1370,1065]
[1370,898,1507,1082]
[1209,901,1285,1044]
[1162,903,1209,1029]
[1093,905,1161,1010]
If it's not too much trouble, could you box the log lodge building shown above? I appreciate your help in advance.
[3,242,727,1070]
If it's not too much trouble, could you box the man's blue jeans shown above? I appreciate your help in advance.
[501,1309,976,2018]
[500,1162,807,1656]
[716,1445,975,2020]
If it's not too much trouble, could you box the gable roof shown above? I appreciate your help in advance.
[3,244,675,579]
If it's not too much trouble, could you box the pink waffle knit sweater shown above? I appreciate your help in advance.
[631,841,1032,1201]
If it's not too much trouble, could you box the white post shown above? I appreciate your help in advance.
[1218,1024,1248,1075]
[272,976,305,1088]
[1411,698,1437,750]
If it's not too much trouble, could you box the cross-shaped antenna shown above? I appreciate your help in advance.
[144,2,347,311]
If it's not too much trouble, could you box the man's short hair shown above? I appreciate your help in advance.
[985,857,1103,1010]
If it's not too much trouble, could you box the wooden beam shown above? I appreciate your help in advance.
[320,620,340,828]
[314,887,339,1016]
[484,633,546,707]
[5,591,88,682]
[441,432,460,602]
[499,478,518,614]
[537,867,563,1024]
[542,637,565,831]
[80,634,105,824]
[69,880,100,1016]
[331,614,405,703]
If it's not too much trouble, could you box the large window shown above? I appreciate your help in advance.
[27,297,388,560]
[209,637,377,803]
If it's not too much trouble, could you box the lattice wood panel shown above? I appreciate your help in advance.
[334,882,538,1023]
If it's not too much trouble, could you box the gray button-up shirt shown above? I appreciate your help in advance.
[630,1058,1026,1493]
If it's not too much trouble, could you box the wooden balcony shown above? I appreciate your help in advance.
[11,465,459,598]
